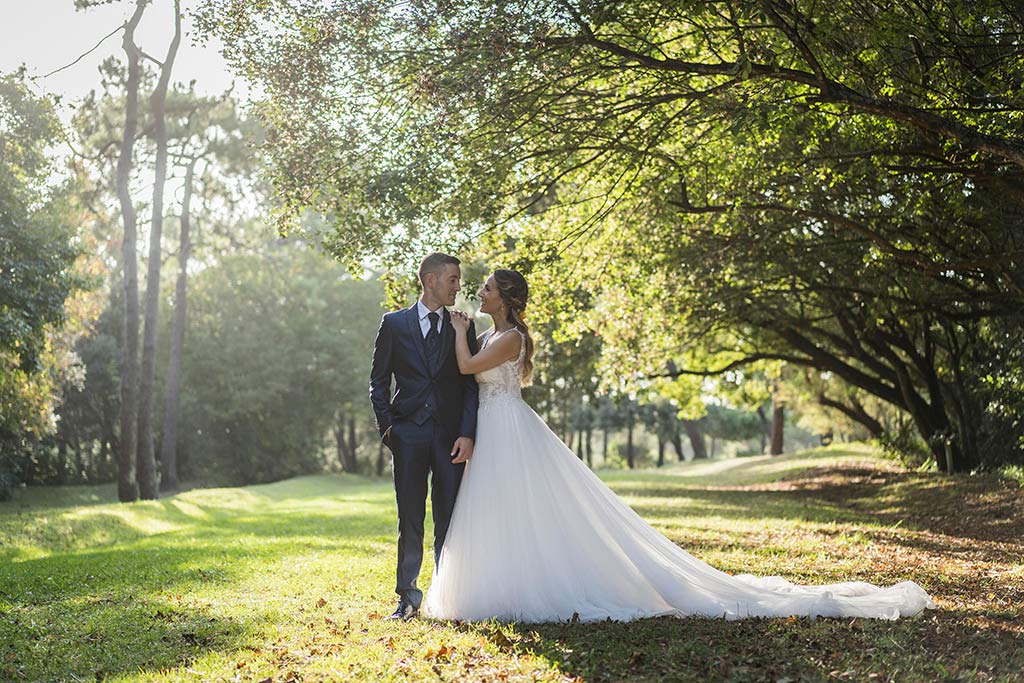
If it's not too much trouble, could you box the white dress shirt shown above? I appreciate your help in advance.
[416,299,444,338]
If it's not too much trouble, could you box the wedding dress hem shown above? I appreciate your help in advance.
[422,328,935,624]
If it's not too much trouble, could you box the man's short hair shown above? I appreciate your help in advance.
[418,252,460,285]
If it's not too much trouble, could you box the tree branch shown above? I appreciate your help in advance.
[646,353,806,379]
[546,31,1024,167]
[38,24,122,79]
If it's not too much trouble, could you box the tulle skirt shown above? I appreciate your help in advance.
[423,396,935,623]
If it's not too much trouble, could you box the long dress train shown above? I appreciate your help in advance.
[423,329,934,623]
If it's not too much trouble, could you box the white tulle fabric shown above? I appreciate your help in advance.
[423,329,935,623]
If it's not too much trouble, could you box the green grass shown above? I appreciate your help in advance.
[999,464,1024,485]
[1,442,1021,682]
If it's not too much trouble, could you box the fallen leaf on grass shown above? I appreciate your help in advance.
[425,644,453,661]
[489,629,512,648]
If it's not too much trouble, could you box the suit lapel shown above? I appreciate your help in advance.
[405,304,430,371]
[437,308,454,375]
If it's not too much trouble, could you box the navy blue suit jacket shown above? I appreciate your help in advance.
[369,304,479,442]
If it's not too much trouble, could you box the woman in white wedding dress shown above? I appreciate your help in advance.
[423,269,935,623]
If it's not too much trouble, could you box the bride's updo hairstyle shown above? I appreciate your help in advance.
[492,268,535,386]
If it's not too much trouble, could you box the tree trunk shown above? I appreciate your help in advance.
[565,403,573,446]
[98,436,108,482]
[602,424,609,463]
[816,392,884,437]
[137,0,182,500]
[656,436,665,467]
[74,430,86,484]
[116,0,148,503]
[682,419,707,459]
[625,405,635,469]
[710,435,717,458]
[334,424,348,471]
[159,158,196,494]
[770,400,785,455]
[775,324,962,469]
[575,425,585,460]
[56,439,67,485]
[336,406,357,473]
[671,422,685,461]
[943,321,981,472]
[756,406,770,454]
[885,354,951,469]
[87,430,100,483]
[585,426,593,468]
[103,413,119,483]
[347,413,358,470]
[376,441,386,477]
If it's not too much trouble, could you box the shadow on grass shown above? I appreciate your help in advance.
[485,608,1024,683]
[3,456,1022,682]
[777,467,1024,542]
[0,479,397,681]
[612,467,1024,565]
[0,593,251,682]
[616,486,868,525]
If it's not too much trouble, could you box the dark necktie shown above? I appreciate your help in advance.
[426,311,440,358]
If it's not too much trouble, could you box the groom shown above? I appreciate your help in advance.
[369,252,479,620]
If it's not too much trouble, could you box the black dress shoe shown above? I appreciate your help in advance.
[388,600,418,621]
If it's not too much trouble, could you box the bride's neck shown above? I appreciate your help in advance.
[490,315,515,333]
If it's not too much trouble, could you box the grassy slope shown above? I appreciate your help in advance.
[1,443,1021,682]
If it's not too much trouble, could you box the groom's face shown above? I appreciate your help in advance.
[427,263,462,307]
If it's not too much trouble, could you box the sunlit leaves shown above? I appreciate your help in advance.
[200,1,1024,468]
[0,73,93,496]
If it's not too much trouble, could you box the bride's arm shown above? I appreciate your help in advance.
[452,319,521,374]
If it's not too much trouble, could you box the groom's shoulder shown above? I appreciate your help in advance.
[381,306,412,326]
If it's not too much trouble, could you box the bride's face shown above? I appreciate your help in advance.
[477,274,501,315]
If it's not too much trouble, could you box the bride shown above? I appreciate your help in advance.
[423,268,935,623]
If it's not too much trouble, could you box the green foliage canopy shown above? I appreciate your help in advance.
[179,242,384,484]
[0,73,86,495]
[200,1,1024,470]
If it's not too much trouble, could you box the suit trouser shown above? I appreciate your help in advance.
[390,418,464,608]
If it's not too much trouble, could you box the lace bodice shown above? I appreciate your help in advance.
[476,328,526,407]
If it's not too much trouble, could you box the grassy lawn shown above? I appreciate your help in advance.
[1,442,1021,682]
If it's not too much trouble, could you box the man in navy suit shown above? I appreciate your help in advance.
[369,252,479,620]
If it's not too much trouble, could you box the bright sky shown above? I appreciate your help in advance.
[0,0,244,120]
[0,1,264,238]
